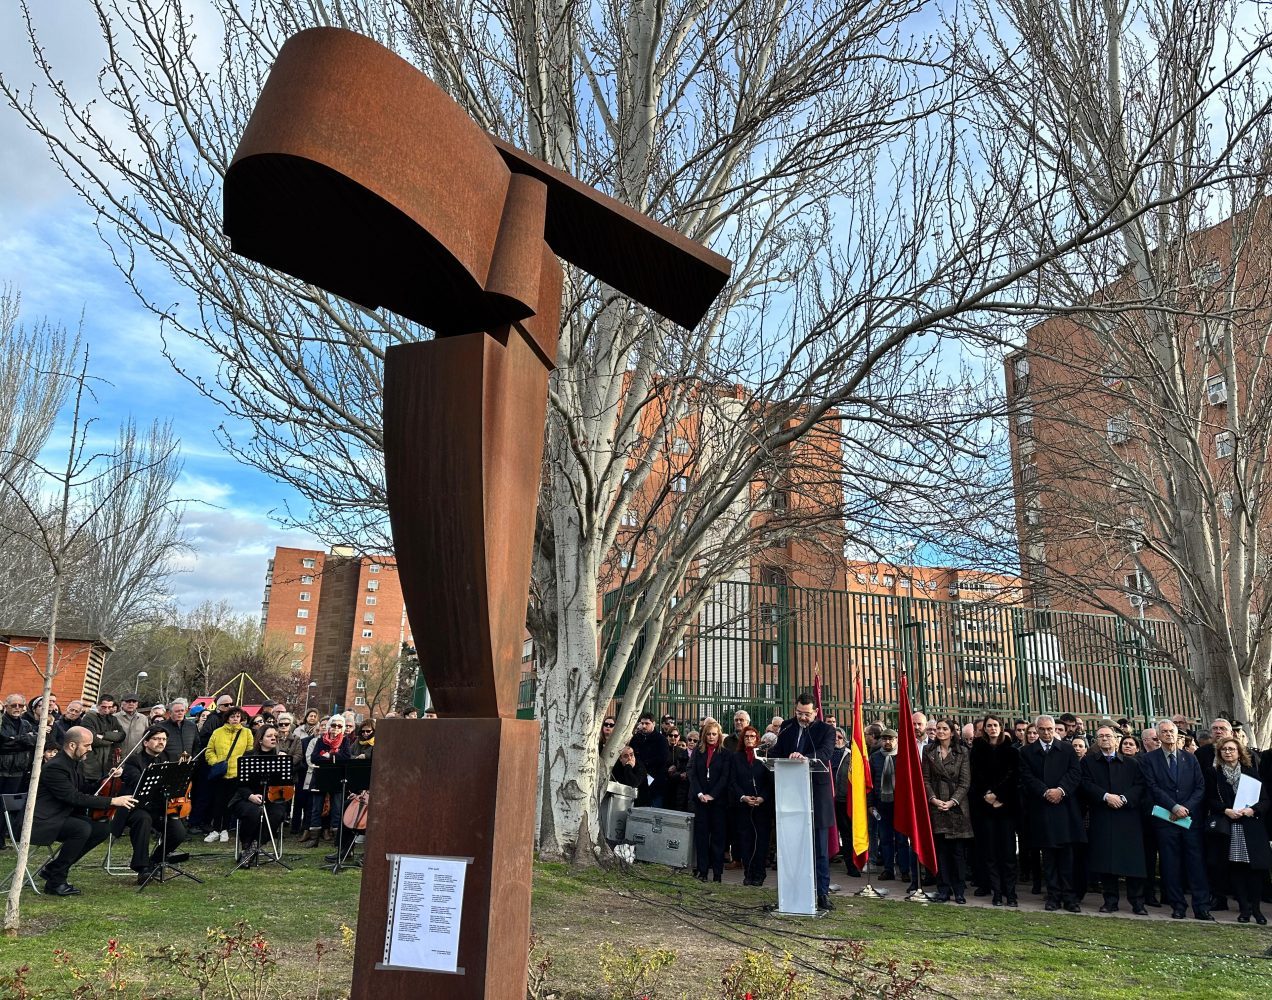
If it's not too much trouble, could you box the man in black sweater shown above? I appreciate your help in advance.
[31,726,137,895]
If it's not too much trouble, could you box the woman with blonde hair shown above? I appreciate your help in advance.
[689,717,732,882]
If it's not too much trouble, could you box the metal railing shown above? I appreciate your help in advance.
[519,579,1197,729]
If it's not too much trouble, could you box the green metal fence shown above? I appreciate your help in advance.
[519,579,1198,729]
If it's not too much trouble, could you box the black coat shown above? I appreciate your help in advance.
[1018,740,1086,847]
[629,729,670,805]
[159,718,201,760]
[666,745,691,811]
[772,718,836,829]
[31,752,112,845]
[0,714,37,778]
[1204,763,1271,871]
[688,745,731,807]
[730,751,774,809]
[969,737,1019,814]
[1080,753,1146,876]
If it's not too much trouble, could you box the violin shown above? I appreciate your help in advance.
[266,783,295,803]
[89,746,124,821]
[166,751,196,819]
[342,789,370,831]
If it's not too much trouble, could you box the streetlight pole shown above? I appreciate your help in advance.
[305,681,317,716]
[136,670,148,700]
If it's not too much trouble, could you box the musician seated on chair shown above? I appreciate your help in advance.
[113,727,190,884]
[31,726,137,896]
[228,726,290,862]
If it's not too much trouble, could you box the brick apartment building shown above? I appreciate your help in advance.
[261,545,414,718]
[0,631,114,707]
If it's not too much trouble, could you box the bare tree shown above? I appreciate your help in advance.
[6,0,1267,858]
[964,0,1272,742]
[0,345,185,932]
[351,641,403,718]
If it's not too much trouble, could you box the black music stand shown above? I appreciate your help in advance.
[137,759,202,891]
[232,755,294,873]
[314,759,371,874]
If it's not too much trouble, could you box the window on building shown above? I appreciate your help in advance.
[770,489,789,512]
[359,645,372,654]
[355,679,366,690]
[301,558,316,568]
[293,642,304,651]
[1107,412,1131,445]
[295,625,307,635]
[672,436,690,455]
[1020,462,1039,488]
[298,591,311,602]
[296,608,309,619]
[1013,356,1030,381]
[366,579,379,591]
[362,628,374,638]
[1215,431,1233,458]
[1220,491,1234,518]
[619,551,633,569]
[354,696,367,706]
[1015,402,1033,439]
[1199,317,1224,352]
[364,612,375,624]
[366,596,377,606]
[1125,570,1152,604]
[300,575,314,585]
[620,508,639,527]
[369,563,381,573]
[671,475,688,493]
[1194,259,1223,286]
[1206,373,1228,406]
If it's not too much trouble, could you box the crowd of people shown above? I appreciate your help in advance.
[604,701,1271,922]
[0,690,426,894]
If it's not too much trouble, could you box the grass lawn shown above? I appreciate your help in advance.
[1,844,1270,998]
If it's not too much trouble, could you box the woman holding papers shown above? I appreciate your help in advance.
[1204,736,1269,924]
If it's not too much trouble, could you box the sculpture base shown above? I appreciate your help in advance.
[351,718,539,1000]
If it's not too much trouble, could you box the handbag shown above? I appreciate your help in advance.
[207,728,244,779]
[1205,814,1232,837]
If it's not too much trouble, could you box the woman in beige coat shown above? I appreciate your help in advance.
[922,719,974,902]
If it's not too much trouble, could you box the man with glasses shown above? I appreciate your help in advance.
[1082,726,1147,913]
[80,695,126,784]
[116,694,148,758]
[0,694,38,848]
[772,693,836,910]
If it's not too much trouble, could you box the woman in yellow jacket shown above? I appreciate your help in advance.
[203,706,251,843]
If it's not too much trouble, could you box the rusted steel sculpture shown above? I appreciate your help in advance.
[224,27,730,999]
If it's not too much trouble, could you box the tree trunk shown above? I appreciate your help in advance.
[4,574,61,934]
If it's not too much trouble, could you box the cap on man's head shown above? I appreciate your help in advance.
[880,728,898,739]
[122,694,140,702]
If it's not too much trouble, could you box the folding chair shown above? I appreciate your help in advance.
[1,793,53,894]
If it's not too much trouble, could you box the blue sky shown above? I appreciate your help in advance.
[0,2,322,618]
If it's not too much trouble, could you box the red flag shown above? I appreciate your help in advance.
[813,667,824,721]
[893,673,938,875]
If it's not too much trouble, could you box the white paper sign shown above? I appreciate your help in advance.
[1234,774,1263,812]
[378,854,470,974]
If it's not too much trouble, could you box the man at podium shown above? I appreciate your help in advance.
[772,693,836,910]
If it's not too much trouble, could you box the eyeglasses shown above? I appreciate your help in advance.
[602,722,615,728]
[686,738,699,743]
[360,730,374,735]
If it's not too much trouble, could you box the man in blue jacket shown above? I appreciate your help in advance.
[1141,719,1213,920]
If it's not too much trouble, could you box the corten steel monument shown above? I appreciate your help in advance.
[223,27,730,1000]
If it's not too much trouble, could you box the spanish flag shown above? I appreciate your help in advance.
[849,673,871,869]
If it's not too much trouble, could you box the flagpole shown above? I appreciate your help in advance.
[905,864,934,903]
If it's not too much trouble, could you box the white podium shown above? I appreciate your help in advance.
[764,757,829,916]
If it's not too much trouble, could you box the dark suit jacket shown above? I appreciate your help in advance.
[1141,747,1206,821]
[772,718,835,829]
[1018,740,1085,847]
[31,752,112,845]
[688,745,731,806]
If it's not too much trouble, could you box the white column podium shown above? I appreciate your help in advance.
[763,757,829,916]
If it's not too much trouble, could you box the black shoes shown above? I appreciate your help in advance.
[135,867,155,885]
[1132,904,1148,916]
[954,895,966,904]
[1144,897,1163,908]
[1043,900,1060,912]
[1005,897,1018,908]
[1171,907,1186,919]
[992,895,1003,906]
[1098,903,1118,914]
[1063,902,1081,913]
[816,894,833,911]
[974,887,992,897]
[693,872,707,881]
[711,873,722,883]
[45,882,80,896]
[165,851,190,863]
[1194,910,1216,921]
[1255,912,1268,925]
[879,869,895,881]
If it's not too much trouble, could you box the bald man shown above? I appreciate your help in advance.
[30,726,136,896]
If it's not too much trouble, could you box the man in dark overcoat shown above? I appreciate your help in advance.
[1081,726,1147,913]
[1018,714,1085,911]
[772,692,836,911]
